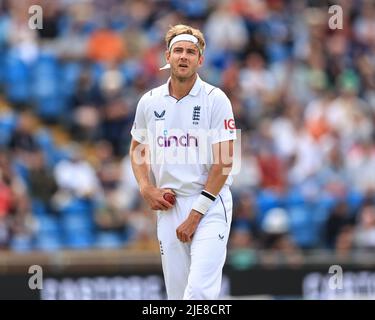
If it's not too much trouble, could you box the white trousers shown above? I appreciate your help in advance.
[157,186,232,300]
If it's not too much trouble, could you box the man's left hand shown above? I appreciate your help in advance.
[176,210,203,243]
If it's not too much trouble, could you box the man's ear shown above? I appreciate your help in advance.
[198,54,204,67]
[165,50,170,63]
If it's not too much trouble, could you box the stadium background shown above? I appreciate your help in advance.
[1,0,375,299]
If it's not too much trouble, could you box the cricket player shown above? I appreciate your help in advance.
[129,24,236,300]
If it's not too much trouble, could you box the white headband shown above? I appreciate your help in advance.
[168,34,199,51]
[159,34,202,70]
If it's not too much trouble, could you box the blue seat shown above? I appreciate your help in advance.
[285,188,305,207]
[35,128,55,150]
[95,231,123,249]
[31,53,59,82]
[255,190,283,224]
[9,235,34,252]
[288,205,319,248]
[49,147,71,166]
[31,199,48,217]
[34,129,60,167]
[61,214,93,231]
[60,200,95,248]
[12,160,29,186]
[64,230,94,249]
[34,234,62,251]
[0,112,17,146]
[4,53,31,103]
[60,62,81,97]
[61,198,93,215]
[36,215,61,237]
[35,95,66,121]
[30,54,66,121]
[347,190,364,213]
[171,0,208,18]
[91,62,105,85]
[120,60,142,85]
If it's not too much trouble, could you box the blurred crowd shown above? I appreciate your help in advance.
[0,0,375,263]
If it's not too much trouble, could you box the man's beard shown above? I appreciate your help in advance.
[173,68,195,82]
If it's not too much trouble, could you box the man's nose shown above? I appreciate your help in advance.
[179,50,188,60]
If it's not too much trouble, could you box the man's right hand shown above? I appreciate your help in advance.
[140,185,176,211]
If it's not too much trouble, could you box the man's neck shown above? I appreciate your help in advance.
[169,73,197,100]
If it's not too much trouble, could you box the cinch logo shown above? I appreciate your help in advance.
[157,134,198,147]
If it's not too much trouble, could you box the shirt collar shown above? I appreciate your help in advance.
[162,74,202,97]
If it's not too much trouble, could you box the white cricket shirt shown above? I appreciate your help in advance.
[131,74,236,196]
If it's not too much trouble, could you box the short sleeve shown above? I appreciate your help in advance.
[130,94,149,144]
[210,89,237,144]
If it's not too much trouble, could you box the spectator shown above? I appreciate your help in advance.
[0,162,12,218]
[7,1,39,64]
[346,139,375,194]
[86,22,126,64]
[231,191,260,241]
[254,119,286,193]
[353,203,375,250]
[335,225,355,259]
[204,1,249,56]
[117,154,140,211]
[239,52,277,122]
[327,70,372,146]
[8,111,38,153]
[325,201,355,249]
[54,143,102,201]
[28,149,58,215]
[260,208,303,266]
[228,227,257,270]
[317,141,350,200]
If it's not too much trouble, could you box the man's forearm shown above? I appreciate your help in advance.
[131,160,152,192]
[203,140,234,196]
[130,142,152,192]
[203,163,233,196]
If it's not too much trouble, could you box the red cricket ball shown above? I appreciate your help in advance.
[163,193,176,205]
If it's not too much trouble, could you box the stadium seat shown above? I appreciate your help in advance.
[347,190,364,213]
[9,235,34,252]
[36,215,61,237]
[60,61,82,98]
[288,205,320,249]
[35,95,66,121]
[30,54,66,121]
[31,199,48,217]
[120,60,142,85]
[95,231,123,249]
[61,214,93,231]
[255,190,283,225]
[60,198,95,249]
[0,111,17,146]
[34,234,62,251]
[4,52,31,103]
[63,229,94,249]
